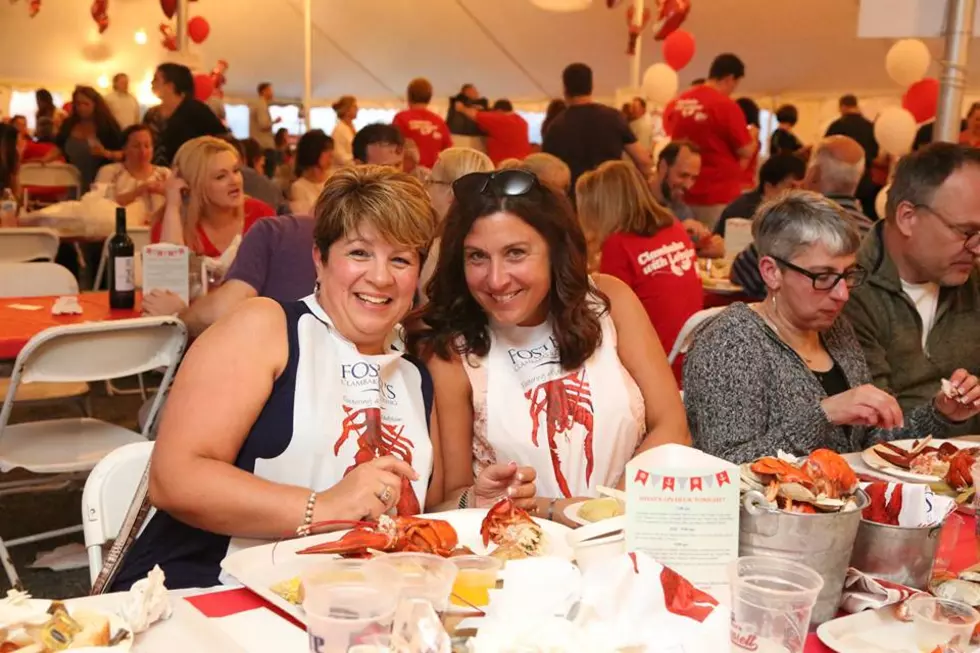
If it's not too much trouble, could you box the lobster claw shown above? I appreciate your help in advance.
[296,526,392,557]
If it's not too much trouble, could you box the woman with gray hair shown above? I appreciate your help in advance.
[683,190,979,463]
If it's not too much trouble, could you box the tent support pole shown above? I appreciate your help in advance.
[176,0,190,53]
[630,0,645,89]
[304,0,313,132]
[935,0,975,143]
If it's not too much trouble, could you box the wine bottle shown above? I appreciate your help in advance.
[108,206,135,309]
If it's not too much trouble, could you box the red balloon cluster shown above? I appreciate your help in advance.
[91,0,109,33]
[902,78,940,123]
[662,29,695,70]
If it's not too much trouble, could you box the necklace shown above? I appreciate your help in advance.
[754,304,817,365]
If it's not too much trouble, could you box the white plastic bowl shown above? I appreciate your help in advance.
[565,515,626,572]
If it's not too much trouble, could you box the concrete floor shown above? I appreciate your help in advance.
[0,381,147,599]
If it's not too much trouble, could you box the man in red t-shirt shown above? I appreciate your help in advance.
[392,77,453,168]
[454,99,531,165]
[664,53,757,229]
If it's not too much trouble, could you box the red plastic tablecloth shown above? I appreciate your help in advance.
[803,512,977,652]
[0,292,142,359]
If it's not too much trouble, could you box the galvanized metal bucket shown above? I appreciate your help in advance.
[739,489,869,625]
[849,518,944,590]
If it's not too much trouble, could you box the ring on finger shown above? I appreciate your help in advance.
[378,485,393,505]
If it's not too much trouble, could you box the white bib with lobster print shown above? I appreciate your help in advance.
[480,312,644,498]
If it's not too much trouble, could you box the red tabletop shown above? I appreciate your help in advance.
[803,512,977,652]
[0,291,142,360]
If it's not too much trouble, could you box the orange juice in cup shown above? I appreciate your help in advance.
[450,555,502,608]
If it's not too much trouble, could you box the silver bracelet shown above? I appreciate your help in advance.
[457,486,473,509]
[295,490,317,537]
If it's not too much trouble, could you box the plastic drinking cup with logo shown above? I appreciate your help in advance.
[729,556,824,653]
[302,580,397,653]
[363,552,458,613]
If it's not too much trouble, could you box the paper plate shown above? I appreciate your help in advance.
[0,599,133,652]
[220,508,573,627]
[562,498,625,527]
[860,438,976,484]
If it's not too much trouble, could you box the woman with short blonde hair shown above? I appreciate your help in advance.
[111,165,535,591]
[576,161,703,379]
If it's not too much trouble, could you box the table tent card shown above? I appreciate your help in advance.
[625,443,740,600]
[142,244,190,304]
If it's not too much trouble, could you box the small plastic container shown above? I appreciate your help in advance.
[449,555,503,608]
[907,596,980,650]
[363,552,458,613]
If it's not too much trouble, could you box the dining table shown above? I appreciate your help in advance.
[0,291,142,360]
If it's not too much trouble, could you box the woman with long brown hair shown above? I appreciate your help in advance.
[42,85,124,190]
[576,161,703,381]
[407,169,689,522]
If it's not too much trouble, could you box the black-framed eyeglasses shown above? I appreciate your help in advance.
[772,256,868,291]
[452,169,538,200]
[913,203,980,252]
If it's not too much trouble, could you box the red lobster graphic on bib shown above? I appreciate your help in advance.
[334,405,421,515]
[525,369,596,497]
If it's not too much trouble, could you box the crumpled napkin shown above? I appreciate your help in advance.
[51,296,82,315]
[839,567,927,614]
[861,481,957,527]
[0,589,49,628]
[120,564,172,633]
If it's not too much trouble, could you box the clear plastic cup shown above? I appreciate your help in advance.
[302,580,397,653]
[301,558,367,595]
[907,596,980,649]
[363,552,458,613]
[730,556,824,653]
[449,555,503,608]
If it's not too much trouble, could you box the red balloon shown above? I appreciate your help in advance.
[652,0,691,41]
[160,0,176,19]
[188,16,210,44]
[902,78,940,123]
[662,29,695,70]
[193,73,214,102]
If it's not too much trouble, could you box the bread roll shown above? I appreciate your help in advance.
[67,611,110,648]
[577,497,624,522]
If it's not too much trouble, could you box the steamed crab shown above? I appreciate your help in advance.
[740,449,860,514]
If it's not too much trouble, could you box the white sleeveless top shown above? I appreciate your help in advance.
[462,310,645,498]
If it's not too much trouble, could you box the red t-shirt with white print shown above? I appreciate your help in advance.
[599,223,704,383]
[664,85,752,206]
[392,108,453,168]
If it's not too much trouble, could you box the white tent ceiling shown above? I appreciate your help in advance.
[2,0,980,108]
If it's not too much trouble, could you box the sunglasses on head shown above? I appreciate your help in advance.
[451,169,538,200]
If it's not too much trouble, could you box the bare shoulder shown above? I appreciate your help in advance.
[592,273,642,318]
[191,297,288,366]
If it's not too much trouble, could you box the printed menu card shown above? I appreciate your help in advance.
[625,443,739,599]
[142,244,190,303]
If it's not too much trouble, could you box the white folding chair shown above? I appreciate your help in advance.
[666,307,728,366]
[0,228,60,263]
[0,316,186,589]
[93,226,151,291]
[18,163,83,204]
[0,262,88,408]
[82,441,156,584]
[0,262,78,297]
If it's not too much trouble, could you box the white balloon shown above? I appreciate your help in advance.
[874,107,918,156]
[875,184,891,220]
[530,0,592,11]
[642,63,679,106]
[885,39,931,87]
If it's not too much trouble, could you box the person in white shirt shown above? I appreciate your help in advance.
[103,73,141,129]
[627,96,653,152]
[249,82,279,174]
[289,129,334,214]
[94,124,169,224]
[331,95,357,167]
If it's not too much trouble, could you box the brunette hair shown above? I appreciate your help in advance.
[61,86,121,138]
[406,175,608,370]
[0,124,20,193]
[407,78,433,105]
[576,160,674,244]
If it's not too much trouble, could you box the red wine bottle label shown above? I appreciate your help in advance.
[114,256,135,291]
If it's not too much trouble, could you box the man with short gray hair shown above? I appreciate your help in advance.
[805,135,872,236]
[845,142,980,435]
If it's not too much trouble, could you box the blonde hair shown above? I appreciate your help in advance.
[171,136,244,251]
[521,153,571,192]
[576,160,674,244]
[313,165,437,259]
[430,147,493,184]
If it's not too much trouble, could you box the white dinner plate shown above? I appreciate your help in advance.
[219,508,573,626]
[860,438,976,484]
